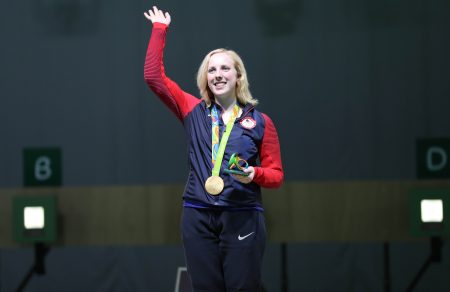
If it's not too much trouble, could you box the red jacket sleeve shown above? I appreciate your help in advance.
[253,113,284,188]
[144,23,200,121]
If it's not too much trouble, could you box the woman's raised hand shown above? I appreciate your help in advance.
[144,6,171,26]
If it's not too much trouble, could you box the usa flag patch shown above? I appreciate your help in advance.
[240,117,256,129]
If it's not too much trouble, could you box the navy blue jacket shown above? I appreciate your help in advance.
[144,23,283,209]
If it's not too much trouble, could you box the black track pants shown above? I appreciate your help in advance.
[181,207,266,292]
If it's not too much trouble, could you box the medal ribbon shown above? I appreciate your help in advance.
[211,104,240,176]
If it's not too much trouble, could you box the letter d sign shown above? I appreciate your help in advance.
[417,139,450,179]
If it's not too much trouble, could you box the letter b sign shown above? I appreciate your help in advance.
[23,148,62,186]
[417,139,450,179]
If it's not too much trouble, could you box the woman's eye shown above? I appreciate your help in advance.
[208,68,215,73]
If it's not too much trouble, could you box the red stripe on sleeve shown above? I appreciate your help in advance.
[144,23,200,121]
[253,113,284,188]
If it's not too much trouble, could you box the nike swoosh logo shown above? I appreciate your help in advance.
[238,232,255,240]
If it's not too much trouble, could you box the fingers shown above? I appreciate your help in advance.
[231,166,255,184]
[165,12,171,24]
[143,6,171,25]
[143,10,153,20]
[154,6,161,18]
[233,175,252,184]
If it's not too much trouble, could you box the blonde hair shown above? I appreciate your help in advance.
[196,48,258,106]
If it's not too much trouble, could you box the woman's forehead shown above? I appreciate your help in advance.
[208,52,234,66]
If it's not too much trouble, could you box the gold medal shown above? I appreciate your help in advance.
[206,104,239,196]
[205,176,224,195]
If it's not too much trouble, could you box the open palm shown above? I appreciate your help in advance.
[144,6,171,26]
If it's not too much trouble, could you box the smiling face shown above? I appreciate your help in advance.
[207,52,238,101]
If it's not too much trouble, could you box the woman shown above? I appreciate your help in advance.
[144,6,283,291]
